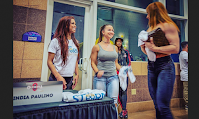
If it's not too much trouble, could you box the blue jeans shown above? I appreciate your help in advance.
[119,77,128,110]
[148,56,175,119]
[93,75,119,104]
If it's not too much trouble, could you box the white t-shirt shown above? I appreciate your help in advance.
[48,38,78,77]
[179,51,188,81]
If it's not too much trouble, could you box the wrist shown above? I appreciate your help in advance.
[141,44,145,48]
[54,74,61,79]
[95,71,99,76]
[153,46,160,52]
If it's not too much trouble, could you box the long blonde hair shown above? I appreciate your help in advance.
[146,2,180,32]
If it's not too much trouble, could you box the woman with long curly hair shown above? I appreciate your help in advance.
[48,16,79,90]
[140,2,180,119]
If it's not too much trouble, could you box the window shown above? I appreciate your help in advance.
[97,6,148,61]
[52,2,85,58]
[52,2,85,43]
[105,0,158,9]
[166,0,184,16]
[97,0,188,62]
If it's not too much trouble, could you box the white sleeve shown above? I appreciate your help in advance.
[48,38,58,54]
[183,52,188,63]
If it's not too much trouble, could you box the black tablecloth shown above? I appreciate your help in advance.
[13,90,117,119]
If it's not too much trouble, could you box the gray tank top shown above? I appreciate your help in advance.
[97,44,118,77]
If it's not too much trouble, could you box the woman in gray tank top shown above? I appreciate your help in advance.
[90,24,122,117]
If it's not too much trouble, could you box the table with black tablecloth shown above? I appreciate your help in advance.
[13,90,117,119]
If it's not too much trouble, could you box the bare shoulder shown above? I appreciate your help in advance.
[161,23,179,45]
[146,27,153,32]
[114,45,118,49]
[92,44,99,52]
[114,45,118,52]
[160,23,178,33]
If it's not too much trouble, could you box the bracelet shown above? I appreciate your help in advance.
[95,71,98,76]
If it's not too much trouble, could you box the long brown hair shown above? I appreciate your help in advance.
[53,16,80,66]
[146,2,180,31]
[98,24,111,43]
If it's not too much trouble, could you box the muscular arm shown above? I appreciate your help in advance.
[140,44,147,55]
[72,60,79,89]
[47,52,62,79]
[75,61,79,76]
[115,46,121,71]
[125,50,131,66]
[145,23,180,54]
[74,39,79,78]
[90,45,99,73]
[47,52,67,89]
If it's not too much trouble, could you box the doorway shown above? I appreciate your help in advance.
[41,0,95,90]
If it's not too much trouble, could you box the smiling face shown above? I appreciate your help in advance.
[116,39,122,48]
[102,25,114,39]
[69,19,76,33]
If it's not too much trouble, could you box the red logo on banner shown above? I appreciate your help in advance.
[32,83,38,91]
[27,83,42,91]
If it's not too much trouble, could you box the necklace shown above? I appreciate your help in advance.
[102,40,110,44]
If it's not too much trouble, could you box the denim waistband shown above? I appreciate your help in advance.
[148,55,172,65]
[148,55,173,70]
[94,74,118,79]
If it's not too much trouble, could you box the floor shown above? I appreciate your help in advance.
[126,108,188,119]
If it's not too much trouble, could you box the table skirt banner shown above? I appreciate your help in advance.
[13,97,117,119]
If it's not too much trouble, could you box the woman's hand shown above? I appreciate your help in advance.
[144,23,179,54]
[97,70,104,78]
[56,75,67,90]
[144,37,157,52]
[72,75,79,89]
[140,44,147,55]
[47,52,67,90]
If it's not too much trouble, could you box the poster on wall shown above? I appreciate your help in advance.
[22,31,42,42]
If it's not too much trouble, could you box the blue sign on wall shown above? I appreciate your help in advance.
[22,31,42,42]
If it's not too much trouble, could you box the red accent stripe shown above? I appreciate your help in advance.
[125,50,131,66]
[118,95,123,109]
